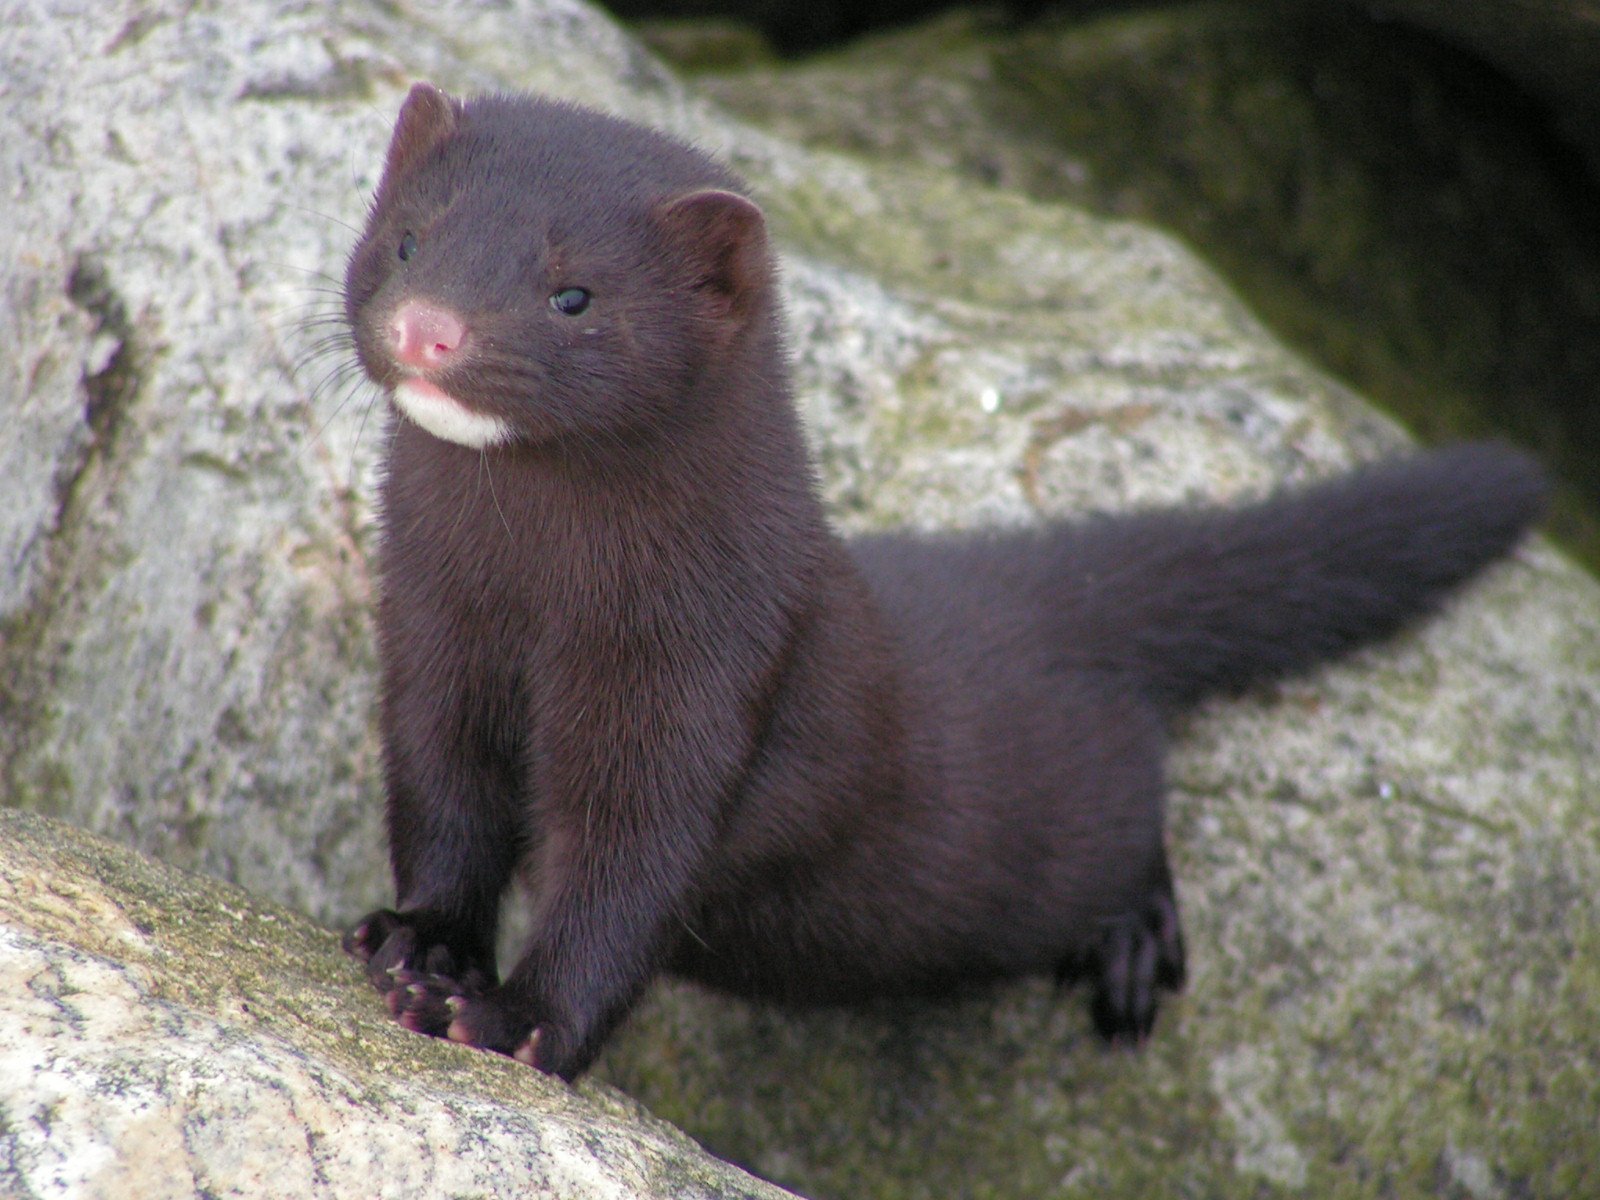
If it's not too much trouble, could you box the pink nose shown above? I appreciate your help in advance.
[389,301,466,369]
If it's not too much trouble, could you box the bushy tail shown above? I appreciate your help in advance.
[1060,442,1549,710]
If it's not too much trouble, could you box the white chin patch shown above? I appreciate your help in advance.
[392,380,513,449]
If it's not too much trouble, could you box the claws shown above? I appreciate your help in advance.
[513,1028,542,1067]
[1087,887,1187,1043]
[445,995,474,1044]
[343,908,551,1070]
[342,922,372,961]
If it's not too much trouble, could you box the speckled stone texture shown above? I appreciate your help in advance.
[0,809,791,1200]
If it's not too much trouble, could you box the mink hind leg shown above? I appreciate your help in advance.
[1037,690,1187,1043]
[1072,853,1186,1043]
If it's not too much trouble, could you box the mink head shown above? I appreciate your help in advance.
[344,84,776,450]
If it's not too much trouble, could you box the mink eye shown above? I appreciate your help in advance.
[549,286,591,316]
[397,231,419,261]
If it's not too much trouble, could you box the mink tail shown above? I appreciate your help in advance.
[1059,442,1549,711]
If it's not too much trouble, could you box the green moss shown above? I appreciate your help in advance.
[1002,5,1600,565]
[180,451,251,481]
[633,17,777,72]
[4,759,75,818]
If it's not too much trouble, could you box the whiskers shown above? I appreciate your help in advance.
[273,267,386,493]
[477,447,515,542]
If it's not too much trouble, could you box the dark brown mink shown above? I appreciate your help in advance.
[339,82,1548,1081]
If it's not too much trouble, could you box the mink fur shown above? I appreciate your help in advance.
[340,83,1548,1080]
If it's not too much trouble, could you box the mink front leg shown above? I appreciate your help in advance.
[432,801,716,1078]
[382,662,744,1080]
[343,608,525,1019]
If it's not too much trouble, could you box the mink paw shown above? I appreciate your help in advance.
[343,908,494,1000]
[1088,889,1187,1046]
[439,991,544,1062]
[385,970,548,1067]
[342,907,410,966]
[385,966,474,1037]
[344,913,549,1068]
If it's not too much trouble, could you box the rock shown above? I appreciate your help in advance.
[3,1,1598,1198]
[578,0,1600,176]
[688,3,1600,570]
[0,808,791,1199]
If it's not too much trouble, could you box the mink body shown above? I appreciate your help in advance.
[341,84,1547,1080]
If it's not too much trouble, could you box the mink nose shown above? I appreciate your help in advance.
[389,301,467,369]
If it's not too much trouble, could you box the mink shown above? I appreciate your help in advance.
[339,83,1548,1081]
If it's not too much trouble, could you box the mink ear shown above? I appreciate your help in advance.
[654,189,770,325]
[379,82,461,190]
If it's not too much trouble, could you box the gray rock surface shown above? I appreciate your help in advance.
[2,1,1598,1198]
[0,807,790,1199]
